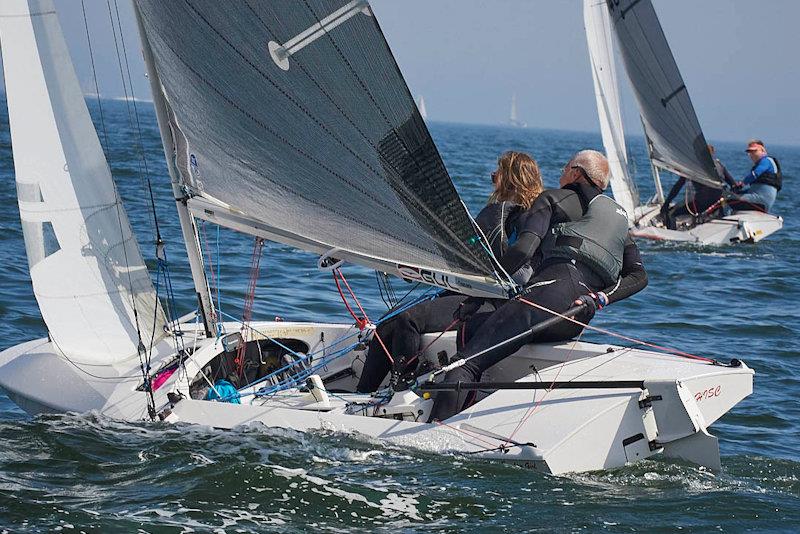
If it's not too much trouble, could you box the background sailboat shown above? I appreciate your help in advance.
[417,95,428,121]
[507,93,527,128]
[584,0,782,244]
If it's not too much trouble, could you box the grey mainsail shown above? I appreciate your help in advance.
[606,0,721,188]
[134,0,506,296]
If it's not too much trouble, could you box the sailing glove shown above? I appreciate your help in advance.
[453,297,483,321]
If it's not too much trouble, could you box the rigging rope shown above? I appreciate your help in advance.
[106,0,186,371]
[235,238,265,374]
[332,268,395,365]
[81,0,154,419]
[220,284,442,400]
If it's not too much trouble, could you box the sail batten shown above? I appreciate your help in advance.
[134,0,500,289]
[605,0,721,188]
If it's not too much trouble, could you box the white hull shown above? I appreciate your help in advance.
[0,320,753,475]
[631,209,783,245]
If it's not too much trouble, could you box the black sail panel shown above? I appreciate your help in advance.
[607,0,721,188]
[134,0,496,279]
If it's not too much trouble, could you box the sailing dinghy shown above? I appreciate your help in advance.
[584,0,782,245]
[0,0,753,475]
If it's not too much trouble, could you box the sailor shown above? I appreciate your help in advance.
[356,151,544,393]
[429,150,648,422]
[660,145,735,229]
[710,144,737,188]
[731,139,781,212]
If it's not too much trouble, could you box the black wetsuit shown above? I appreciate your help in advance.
[356,201,533,393]
[662,178,723,229]
[429,183,648,421]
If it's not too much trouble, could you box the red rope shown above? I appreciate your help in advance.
[338,270,369,322]
[726,199,767,213]
[703,196,767,217]
[331,268,398,365]
[236,238,264,373]
[518,298,714,362]
[373,330,394,366]
[332,270,369,330]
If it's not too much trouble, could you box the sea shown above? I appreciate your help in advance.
[0,98,798,532]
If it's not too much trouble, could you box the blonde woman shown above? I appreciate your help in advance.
[477,150,544,283]
[356,151,544,393]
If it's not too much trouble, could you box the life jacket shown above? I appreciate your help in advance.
[753,156,782,191]
[539,193,628,287]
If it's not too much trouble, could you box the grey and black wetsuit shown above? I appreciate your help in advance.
[430,182,648,421]
[355,201,533,393]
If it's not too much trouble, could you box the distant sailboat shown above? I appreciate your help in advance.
[584,0,782,245]
[508,93,527,128]
[417,95,427,120]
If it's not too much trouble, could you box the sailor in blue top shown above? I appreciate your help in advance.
[733,139,782,212]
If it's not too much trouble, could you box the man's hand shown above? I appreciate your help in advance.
[453,297,483,321]
[733,181,745,193]
[573,292,608,312]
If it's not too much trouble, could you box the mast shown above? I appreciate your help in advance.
[133,4,216,337]
[643,128,665,204]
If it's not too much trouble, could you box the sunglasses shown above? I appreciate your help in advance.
[570,165,602,190]
[491,170,497,183]
[745,148,759,153]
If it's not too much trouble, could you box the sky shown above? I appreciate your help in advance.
[3,0,799,147]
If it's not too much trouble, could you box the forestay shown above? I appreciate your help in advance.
[134,0,507,296]
[583,0,638,222]
[0,0,167,364]
[606,0,721,188]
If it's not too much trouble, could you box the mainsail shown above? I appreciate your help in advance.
[583,0,638,222]
[605,0,721,188]
[134,0,507,297]
[0,0,167,363]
